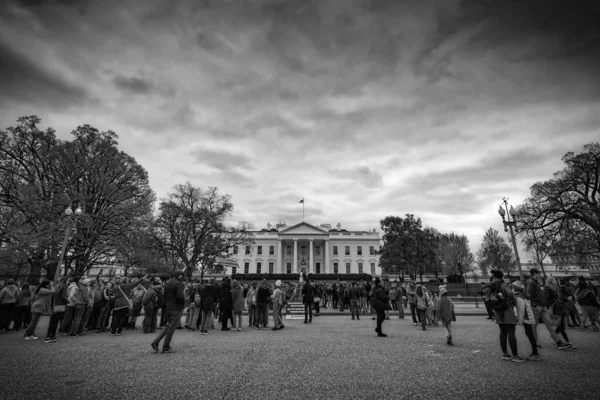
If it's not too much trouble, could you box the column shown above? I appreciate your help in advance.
[324,239,329,273]
[293,238,298,273]
[309,238,314,274]
[277,239,283,273]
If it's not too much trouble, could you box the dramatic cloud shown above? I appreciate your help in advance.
[1,0,599,256]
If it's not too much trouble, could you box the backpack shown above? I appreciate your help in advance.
[489,283,509,313]
[131,288,145,306]
[154,290,164,308]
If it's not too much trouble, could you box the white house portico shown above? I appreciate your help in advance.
[228,221,382,277]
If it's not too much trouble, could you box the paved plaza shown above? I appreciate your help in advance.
[1,315,599,400]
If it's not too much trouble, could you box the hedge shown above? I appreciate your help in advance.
[231,273,373,282]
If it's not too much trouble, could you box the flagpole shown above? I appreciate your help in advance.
[303,200,305,221]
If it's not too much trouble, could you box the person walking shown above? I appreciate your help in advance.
[151,270,185,353]
[526,268,573,350]
[489,270,524,363]
[437,287,455,345]
[302,277,314,324]
[405,280,418,326]
[575,279,600,331]
[371,278,389,337]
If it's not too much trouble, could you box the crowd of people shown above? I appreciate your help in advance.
[1,268,598,358]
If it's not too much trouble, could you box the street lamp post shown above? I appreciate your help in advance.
[53,205,83,284]
[498,197,524,281]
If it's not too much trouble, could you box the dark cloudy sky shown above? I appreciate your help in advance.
[1,0,599,256]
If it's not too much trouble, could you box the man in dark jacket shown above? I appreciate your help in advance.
[526,268,571,350]
[151,270,185,353]
[302,277,314,324]
[220,278,233,331]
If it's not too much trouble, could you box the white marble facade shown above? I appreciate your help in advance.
[229,222,381,277]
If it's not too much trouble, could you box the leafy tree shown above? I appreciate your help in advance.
[476,227,515,277]
[524,143,600,254]
[378,215,440,281]
[153,183,254,279]
[0,116,155,281]
[438,232,475,277]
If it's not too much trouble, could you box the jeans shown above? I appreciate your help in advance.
[556,315,570,342]
[143,306,158,333]
[305,301,313,322]
[257,303,268,327]
[532,305,561,343]
[0,303,15,330]
[314,301,320,315]
[391,300,397,311]
[375,308,385,333]
[220,308,233,329]
[272,303,283,328]
[60,306,84,335]
[350,299,360,319]
[484,300,495,319]
[523,323,538,355]
[580,305,599,328]
[159,306,168,326]
[398,302,404,318]
[188,306,200,329]
[12,305,28,330]
[443,321,452,339]
[152,309,183,350]
[233,311,242,329]
[499,323,518,356]
[78,305,92,334]
[565,301,580,326]
[409,303,418,324]
[88,302,105,330]
[111,308,129,334]
[24,312,43,337]
[46,311,65,338]
[200,310,213,332]
[248,304,257,327]
[417,308,427,329]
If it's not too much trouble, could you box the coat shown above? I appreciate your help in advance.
[220,282,233,310]
[0,285,19,304]
[493,280,517,325]
[164,277,186,313]
[436,296,454,324]
[302,283,315,304]
[200,284,218,312]
[31,288,55,313]
[231,284,244,313]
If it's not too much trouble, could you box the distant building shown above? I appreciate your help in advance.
[227,221,382,276]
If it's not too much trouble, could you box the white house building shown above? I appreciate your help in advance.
[228,221,382,277]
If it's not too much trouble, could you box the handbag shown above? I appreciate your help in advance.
[53,304,66,313]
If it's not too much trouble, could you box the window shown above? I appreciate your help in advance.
[370,263,376,276]
[316,262,321,274]
[346,262,351,274]
[357,246,362,256]
[233,246,238,255]
[301,246,307,255]
[98,269,104,275]
[287,246,292,255]
[333,246,338,256]
[269,245,274,255]
[257,246,262,255]
[244,262,249,274]
[333,262,339,274]
[232,267,237,275]
[358,263,363,274]
[369,246,375,255]
[269,262,274,274]
[256,262,262,274]
[245,246,251,255]
[345,246,350,256]
[287,262,292,274]
[315,246,320,256]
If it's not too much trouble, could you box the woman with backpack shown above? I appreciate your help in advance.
[490,270,524,363]
[415,285,431,330]
[545,277,576,347]
[575,280,600,331]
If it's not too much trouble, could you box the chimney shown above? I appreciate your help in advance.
[267,223,272,230]
[336,223,341,231]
